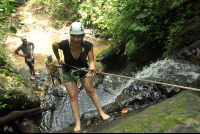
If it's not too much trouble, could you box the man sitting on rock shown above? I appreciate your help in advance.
[45,52,63,89]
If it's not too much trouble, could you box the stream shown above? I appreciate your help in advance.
[35,55,200,133]
[3,6,200,133]
[5,26,200,133]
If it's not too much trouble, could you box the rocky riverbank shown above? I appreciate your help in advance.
[55,40,200,133]
[2,2,200,133]
[56,90,200,133]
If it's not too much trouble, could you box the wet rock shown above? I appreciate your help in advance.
[164,118,200,133]
[81,110,100,127]
[17,119,41,133]
[95,43,125,64]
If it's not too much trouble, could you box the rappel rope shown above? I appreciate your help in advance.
[61,63,200,92]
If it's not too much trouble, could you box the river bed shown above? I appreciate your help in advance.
[3,6,200,133]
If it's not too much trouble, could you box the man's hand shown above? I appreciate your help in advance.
[48,70,51,74]
[49,63,54,66]
[23,54,27,57]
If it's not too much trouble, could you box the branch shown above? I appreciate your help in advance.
[0,104,56,126]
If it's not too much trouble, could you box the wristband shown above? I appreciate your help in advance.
[90,70,95,73]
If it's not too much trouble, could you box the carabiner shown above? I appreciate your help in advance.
[96,70,102,75]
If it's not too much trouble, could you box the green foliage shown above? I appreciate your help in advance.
[50,20,63,29]
[0,102,7,109]
[11,0,200,60]
[76,0,198,59]
[0,0,31,109]
[29,0,80,22]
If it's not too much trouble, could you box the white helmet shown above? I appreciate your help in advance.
[46,52,52,58]
[69,22,84,35]
[21,36,26,41]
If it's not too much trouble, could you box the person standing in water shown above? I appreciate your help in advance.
[45,52,63,89]
[15,36,38,80]
[52,22,110,132]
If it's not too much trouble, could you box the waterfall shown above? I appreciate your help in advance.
[39,58,200,133]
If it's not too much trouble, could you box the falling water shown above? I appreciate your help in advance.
[38,57,200,133]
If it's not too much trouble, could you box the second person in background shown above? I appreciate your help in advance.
[45,52,63,89]
[52,22,110,132]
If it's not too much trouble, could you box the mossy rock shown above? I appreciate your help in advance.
[101,90,200,133]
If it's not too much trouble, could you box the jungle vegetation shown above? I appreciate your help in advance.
[0,0,30,109]
[1,0,200,108]
[28,0,199,59]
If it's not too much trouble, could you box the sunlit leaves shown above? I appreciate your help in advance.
[170,1,180,9]
[124,38,136,56]
[136,11,148,19]
[0,0,25,109]
[0,102,7,109]
[6,4,14,11]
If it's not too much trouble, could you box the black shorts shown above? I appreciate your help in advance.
[25,58,34,69]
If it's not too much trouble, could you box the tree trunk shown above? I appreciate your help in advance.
[0,104,55,126]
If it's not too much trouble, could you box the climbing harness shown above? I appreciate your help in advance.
[69,69,84,80]
[61,62,200,92]
[61,63,102,78]
[26,57,34,66]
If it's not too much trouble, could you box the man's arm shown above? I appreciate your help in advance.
[48,62,59,68]
[32,43,35,53]
[45,60,51,73]
[15,48,26,57]
[46,65,51,73]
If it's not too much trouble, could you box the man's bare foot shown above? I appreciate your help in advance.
[50,84,53,87]
[30,75,35,80]
[60,84,63,89]
[100,112,110,120]
[74,121,81,132]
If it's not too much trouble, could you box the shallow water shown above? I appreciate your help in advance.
[5,32,200,132]
[4,9,200,133]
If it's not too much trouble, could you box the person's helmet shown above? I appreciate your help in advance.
[21,36,26,41]
[46,52,52,58]
[69,22,84,35]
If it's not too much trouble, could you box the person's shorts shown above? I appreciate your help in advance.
[62,70,87,83]
[51,70,60,79]
[25,58,34,69]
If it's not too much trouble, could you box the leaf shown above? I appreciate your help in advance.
[171,1,180,9]
[10,26,17,34]
[6,5,14,11]
[164,18,169,25]
[133,26,146,32]
[150,100,156,105]
[120,108,128,114]
[129,22,137,30]
[136,11,148,19]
